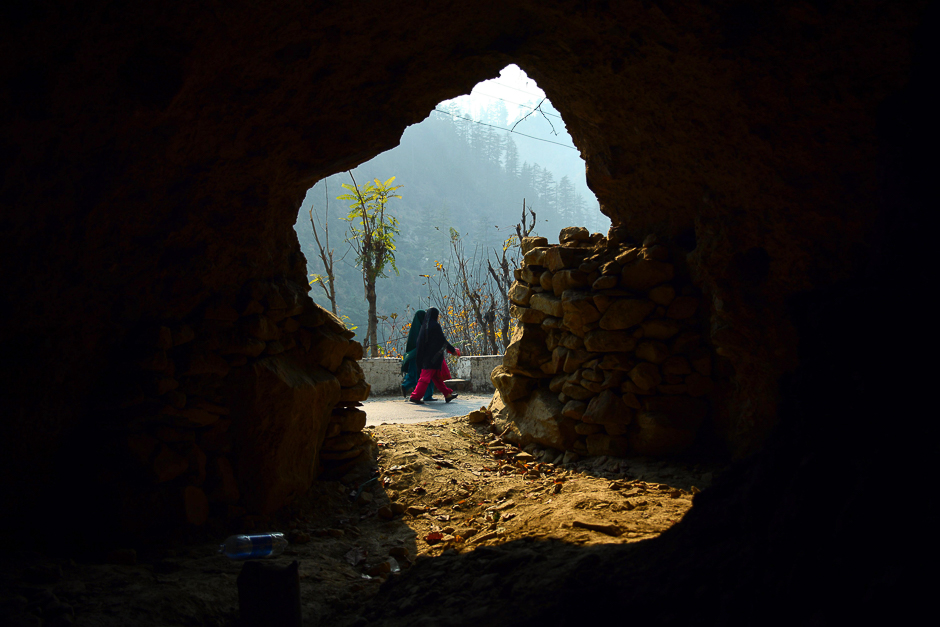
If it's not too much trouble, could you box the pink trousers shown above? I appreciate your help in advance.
[410,361,453,400]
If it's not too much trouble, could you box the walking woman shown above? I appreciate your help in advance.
[401,309,437,401]
[409,307,460,404]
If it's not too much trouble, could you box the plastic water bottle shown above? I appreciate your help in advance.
[219,533,288,560]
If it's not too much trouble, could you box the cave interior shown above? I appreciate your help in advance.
[0,0,934,624]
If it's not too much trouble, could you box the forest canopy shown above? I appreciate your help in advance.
[294,98,605,354]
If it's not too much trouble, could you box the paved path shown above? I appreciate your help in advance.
[363,392,494,426]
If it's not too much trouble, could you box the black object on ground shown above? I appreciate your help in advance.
[237,560,302,627]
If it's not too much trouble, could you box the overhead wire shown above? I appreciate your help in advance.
[431,108,577,151]
[484,80,547,99]
[455,89,563,120]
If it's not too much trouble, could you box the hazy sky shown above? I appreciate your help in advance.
[441,64,546,123]
[438,64,607,232]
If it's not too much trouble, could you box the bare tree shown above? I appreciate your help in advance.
[308,181,338,314]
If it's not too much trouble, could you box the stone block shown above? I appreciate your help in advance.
[648,284,676,305]
[599,260,621,275]
[628,362,662,391]
[504,388,577,451]
[559,226,590,244]
[545,246,588,272]
[523,246,550,266]
[604,422,631,436]
[553,270,590,296]
[549,373,570,393]
[491,365,537,402]
[520,265,544,284]
[592,275,618,290]
[636,340,670,364]
[332,407,367,432]
[345,340,364,361]
[509,281,535,306]
[584,329,637,352]
[511,304,547,324]
[620,259,674,290]
[640,319,680,339]
[226,354,341,514]
[529,292,564,318]
[541,315,564,330]
[322,431,370,453]
[563,348,593,373]
[153,444,189,483]
[309,329,349,372]
[172,324,196,346]
[643,244,670,261]
[241,314,281,341]
[521,237,549,254]
[339,380,371,402]
[335,358,364,387]
[561,380,594,400]
[503,324,550,374]
[599,299,656,330]
[562,400,587,420]
[582,389,633,425]
[222,334,268,357]
[575,423,603,435]
[615,248,639,265]
[539,270,554,291]
[598,353,637,372]
[561,290,601,332]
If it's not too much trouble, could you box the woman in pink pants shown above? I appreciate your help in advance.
[409,307,461,404]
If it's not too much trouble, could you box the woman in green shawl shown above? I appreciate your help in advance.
[401,309,452,400]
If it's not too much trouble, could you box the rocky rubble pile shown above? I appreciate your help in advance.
[491,227,723,459]
[99,278,372,536]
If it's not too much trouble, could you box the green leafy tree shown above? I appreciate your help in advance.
[337,172,402,357]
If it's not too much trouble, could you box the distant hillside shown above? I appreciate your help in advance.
[293,101,607,349]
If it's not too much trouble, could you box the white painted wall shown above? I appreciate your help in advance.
[454,356,503,392]
[359,358,403,396]
[360,355,504,396]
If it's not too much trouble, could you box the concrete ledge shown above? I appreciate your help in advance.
[360,358,402,396]
[454,355,503,392]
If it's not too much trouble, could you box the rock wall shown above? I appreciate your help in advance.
[80,277,372,538]
[492,228,727,458]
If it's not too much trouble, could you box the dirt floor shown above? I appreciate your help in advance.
[0,412,724,626]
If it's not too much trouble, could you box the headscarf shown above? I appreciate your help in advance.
[416,307,451,370]
[401,310,425,373]
[418,307,439,348]
[405,310,425,353]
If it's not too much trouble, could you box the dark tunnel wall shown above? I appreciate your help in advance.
[0,0,929,542]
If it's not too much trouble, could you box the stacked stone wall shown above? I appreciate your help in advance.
[97,278,371,536]
[491,227,726,459]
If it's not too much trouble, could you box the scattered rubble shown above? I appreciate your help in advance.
[0,413,722,626]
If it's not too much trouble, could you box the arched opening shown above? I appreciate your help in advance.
[295,64,609,359]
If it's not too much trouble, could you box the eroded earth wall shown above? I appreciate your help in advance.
[0,0,929,548]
